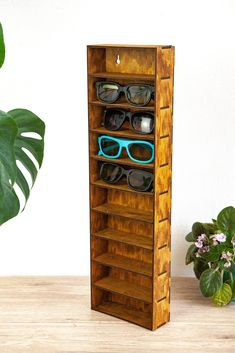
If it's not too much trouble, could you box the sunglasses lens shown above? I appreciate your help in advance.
[126,86,152,106]
[100,164,122,183]
[101,138,120,157]
[129,143,153,162]
[97,83,119,102]
[132,113,154,134]
[128,170,152,191]
[104,110,125,131]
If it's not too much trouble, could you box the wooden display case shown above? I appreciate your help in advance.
[87,44,174,330]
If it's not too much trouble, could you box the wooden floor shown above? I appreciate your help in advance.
[0,277,234,353]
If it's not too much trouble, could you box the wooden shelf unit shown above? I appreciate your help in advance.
[88,44,174,330]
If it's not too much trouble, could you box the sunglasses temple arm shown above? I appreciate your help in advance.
[99,143,120,155]
[101,110,106,127]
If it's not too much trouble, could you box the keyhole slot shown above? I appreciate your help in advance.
[115,54,121,65]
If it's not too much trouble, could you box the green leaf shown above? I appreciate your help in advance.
[0,111,19,224]
[202,223,218,234]
[199,269,222,297]
[8,109,45,168]
[217,206,235,236]
[192,222,205,237]
[185,232,195,242]
[193,259,209,279]
[212,283,232,306]
[0,22,5,68]
[0,109,45,225]
[201,245,225,262]
[185,244,197,265]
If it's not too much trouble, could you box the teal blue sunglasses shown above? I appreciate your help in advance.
[98,135,154,164]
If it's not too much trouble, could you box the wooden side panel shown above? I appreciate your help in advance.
[87,48,106,73]
[152,47,174,330]
[157,219,171,248]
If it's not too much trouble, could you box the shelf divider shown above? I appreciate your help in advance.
[92,203,153,223]
[94,276,152,303]
[90,127,154,141]
[92,228,153,250]
[91,155,154,169]
[89,71,155,81]
[94,252,152,277]
[90,100,155,112]
[91,180,153,196]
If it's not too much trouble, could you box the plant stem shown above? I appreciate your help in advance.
[230,271,234,286]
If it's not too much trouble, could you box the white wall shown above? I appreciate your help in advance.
[0,0,235,276]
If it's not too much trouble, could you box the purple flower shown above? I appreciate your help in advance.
[215,233,226,242]
[195,241,203,248]
[198,234,206,242]
[195,234,207,249]
[221,251,233,260]
[198,246,209,254]
[231,236,235,245]
[221,252,228,259]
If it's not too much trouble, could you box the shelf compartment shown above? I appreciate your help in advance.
[94,252,152,277]
[96,301,151,329]
[92,203,153,223]
[94,276,152,303]
[91,179,153,196]
[91,155,154,169]
[90,100,155,112]
[92,227,152,250]
[89,72,155,81]
[90,126,154,141]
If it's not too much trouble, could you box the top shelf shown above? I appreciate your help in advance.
[89,72,155,81]
[87,44,173,49]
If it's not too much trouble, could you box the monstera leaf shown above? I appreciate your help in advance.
[0,23,5,68]
[0,109,45,225]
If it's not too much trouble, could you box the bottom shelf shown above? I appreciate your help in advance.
[96,301,152,329]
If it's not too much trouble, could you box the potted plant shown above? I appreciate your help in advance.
[185,206,235,306]
[0,22,45,225]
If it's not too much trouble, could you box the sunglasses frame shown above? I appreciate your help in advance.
[103,108,154,134]
[95,81,155,106]
[100,163,154,192]
[98,135,154,164]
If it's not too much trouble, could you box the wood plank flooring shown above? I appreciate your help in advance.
[0,277,234,353]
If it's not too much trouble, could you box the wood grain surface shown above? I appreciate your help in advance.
[0,276,234,353]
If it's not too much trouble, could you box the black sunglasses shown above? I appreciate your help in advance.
[95,81,154,106]
[100,162,154,192]
[103,108,154,134]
